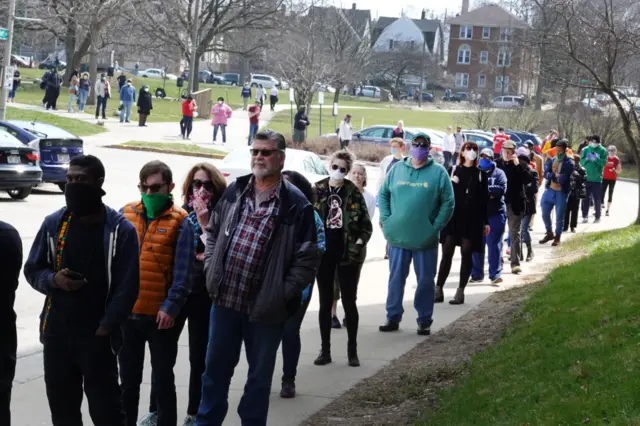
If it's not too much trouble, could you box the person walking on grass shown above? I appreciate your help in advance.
[197,130,318,426]
[279,170,325,399]
[211,97,232,144]
[338,114,353,149]
[539,140,575,247]
[67,75,79,113]
[247,100,261,145]
[293,106,310,149]
[7,69,20,103]
[241,83,252,111]
[119,161,195,426]
[180,95,197,140]
[602,145,622,216]
[95,73,111,120]
[470,148,507,285]
[580,135,608,223]
[78,72,91,113]
[44,69,62,110]
[256,84,265,109]
[269,86,279,111]
[24,155,140,426]
[137,85,153,127]
[378,133,454,335]
[435,142,489,305]
[563,154,587,234]
[119,79,136,123]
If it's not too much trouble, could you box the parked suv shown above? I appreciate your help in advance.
[222,73,240,86]
[492,95,525,109]
[250,73,280,89]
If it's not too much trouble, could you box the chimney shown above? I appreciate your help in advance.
[352,3,356,10]
[461,0,469,13]
[421,9,426,19]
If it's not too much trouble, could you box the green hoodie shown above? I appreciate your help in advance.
[580,144,608,182]
[379,156,454,250]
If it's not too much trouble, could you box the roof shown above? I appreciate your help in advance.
[448,4,529,29]
[308,6,372,34]
[375,16,441,33]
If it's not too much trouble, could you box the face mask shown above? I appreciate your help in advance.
[127,82,131,86]
[330,170,346,181]
[557,152,566,160]
[144,87,149,92]
[65,183,104,217]
[465,150,477,161]
[141,193,172,219]
[479,158,493,170]
[100,77,105,82]
[390,147,398,155]
[218,101,223,104]
[410,146,430,162]
[591,142,599,148]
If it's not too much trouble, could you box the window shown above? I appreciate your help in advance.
[495,76,510,92]
[480,51,489,64]
[483,27,491,39]
[478,74,486,88]
[361,127,389,138]
[459,25,473,39]
[497,49,512,67]
[457,44,471,64]
[455,73,469,88]
[500,27,513,41]
[389,39,394,50]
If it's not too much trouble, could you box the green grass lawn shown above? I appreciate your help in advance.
[417,225,640,425]
[113,141,226,157]
[618,166,638,180]
[5,107,107,136]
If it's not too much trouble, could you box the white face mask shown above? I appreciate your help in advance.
[330,170,346,181]
[465,150,477,161]
[144,87,149,92]
[591,142,599,148]
[218,101,223,105]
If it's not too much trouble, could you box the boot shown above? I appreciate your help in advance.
[552,236,561,247]
[434,286,444,303]
[347,343,360,367]
[539,232,554,244]
[526,242,534,262]
[449,288,465,305]
[313,347,332,366]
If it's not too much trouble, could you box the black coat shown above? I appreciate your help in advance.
[521,156,539,216]
[496,157,532,215]
[137,90,153,114]
[0,221,22,384]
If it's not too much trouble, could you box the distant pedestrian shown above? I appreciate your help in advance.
[492,127,510,158]
[269,86,279,111]
[247,100,261,145]
[0,221,21,426]
[443,126,456,169]
[44,69,61,110]
[180,95,197,139]
[241,83,252,111]
[134,62,139,76]
[563,154,587,233]
[119,79,136,123]
[78,72,91,113]
[602,145,622,216]
[256,84,265,109]
[95,73,111,120]
[338,114,352,149]
[68,75,79,113]
[453,125,465,163]
[539,139,574,246]
[210,96,232,144]
[7,69,20,102]
[293,106,310,149]
[117,72,127,91]
[391,120,404,140]
[137,85,153,127]
[580,135,608,223]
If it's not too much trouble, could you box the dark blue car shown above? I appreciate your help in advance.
[0,120,84,192]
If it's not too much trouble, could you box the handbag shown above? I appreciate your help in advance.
[118,102,124,111]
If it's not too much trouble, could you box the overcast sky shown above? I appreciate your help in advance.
[333,0,462,19]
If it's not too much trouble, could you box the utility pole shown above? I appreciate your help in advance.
[0,0,17,121]
[188,0,200,94]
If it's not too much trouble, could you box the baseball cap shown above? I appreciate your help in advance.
[556,139,569,148]
[412,132,431,146]
[502,140,516,149]
[480,148,494,158]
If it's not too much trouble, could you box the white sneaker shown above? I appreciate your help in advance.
[183,415,197,426]
[137,412,158,426]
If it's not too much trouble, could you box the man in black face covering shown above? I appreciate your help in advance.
[24,155,140,426]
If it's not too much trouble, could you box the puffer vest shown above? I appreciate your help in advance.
[123,201,188,316]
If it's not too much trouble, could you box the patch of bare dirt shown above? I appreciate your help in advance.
[302,282,543,426]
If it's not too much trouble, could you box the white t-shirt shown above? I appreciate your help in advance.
[339,120,353,141]
[362,189,376,219]
[270,87,278,97]
[443,133,456,154]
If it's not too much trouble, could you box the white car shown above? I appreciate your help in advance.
[219,148,329,184]
[140,68,178,80]
[492,95,525,109]
[250,73,281,89]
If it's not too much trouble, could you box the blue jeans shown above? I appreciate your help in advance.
[120,101,132,122]
[385,245,438,326]
[472,212,506,281]
[8,87,17,99]
[78,88,88,111]
[196,306,284,426]
[542,189,569,237]
[582,181,602,219]
[68,94,77,112]
[213,124,227,143]
[248,123,259,145]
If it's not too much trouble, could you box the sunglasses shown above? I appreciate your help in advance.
[412,141,429,148]
[250,149,280,157]
[192,179,214,191]
[465,146,477,151]
[138,183,167,193]
[331,164,347,173]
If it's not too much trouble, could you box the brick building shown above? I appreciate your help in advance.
[447,4,536,97]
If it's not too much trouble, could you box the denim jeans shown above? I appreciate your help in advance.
[471,212,506,281]
[385,245,438,326]
[582,181,603,219]
[96,95,107,119]
[68,94,77,112]
[248,123,259,145]
[120,101,132,122]
[542,189,569,237]
[8,87,16,100]
[213,124,227,143]
[521,214,533,243]
[78,88,88,111]
[281,285,313,383]
[196,306,284,426]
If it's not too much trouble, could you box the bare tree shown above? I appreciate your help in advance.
[463,101,495,130]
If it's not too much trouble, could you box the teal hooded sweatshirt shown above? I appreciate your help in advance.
[580,143,608,182]
[379,156,455,250]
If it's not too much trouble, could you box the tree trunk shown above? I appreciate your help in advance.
[534,46,546,111]
[192,53,201,92]
[63,20,77,84]
[332,82,342,105]
[87,21,98,107]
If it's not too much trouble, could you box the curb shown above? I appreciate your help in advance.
[105,144,227,160]
[618,177,638,183]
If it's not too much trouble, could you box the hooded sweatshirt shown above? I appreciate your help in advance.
[481,162,507,216]
[379,156,454,250]
[580,144,608,182]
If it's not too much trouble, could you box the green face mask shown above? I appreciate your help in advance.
[141,193,172,219]
[557,152,566,160]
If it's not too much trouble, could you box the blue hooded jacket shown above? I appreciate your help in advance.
[544,155,575,194]
[24,205,140,352]
[482,162,507,216]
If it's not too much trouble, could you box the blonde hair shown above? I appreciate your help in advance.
[389,137,405,147]
[397,120,404,128]
[351,162,368,187]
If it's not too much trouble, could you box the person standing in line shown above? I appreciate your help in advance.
[470,148,508,285]
[435,142,489,305]
[241,83,252,111]
[525,140,544,228]
[7,69,20,102]
[517,147,539,260]
[269,86,279,111]
[563,154,587,234]
[492,127,510,158]
[279,170,325,399]
[67,75,79,113]
[137,85,153,127]
[378,133,454,335]
[453,125,465,163]
[78,72,91,113]
[391,120,405,140]
[119,79,136,123]
[0,221,21,426]
[378,138,405,190]
[119,161,195,426]
[196,130,318,426]
[292,106,310,149]
[24,155,140,426]
[602,145,622,216]
[351,163,376,219]
[580,135,608,223]
[180,95,197,140]
[211,97,232,144]
[256,84,265,109]
[95,73,111,120]
[313,150,372,367]
[539,139,575,247]
[577,136,589,155]
[247,100,261,146]
[141,164,227,426]
[496,139,531,274]
[338,114,353,149]
[442,126,456,170]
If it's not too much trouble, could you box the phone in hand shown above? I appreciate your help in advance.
[65,270,85,280]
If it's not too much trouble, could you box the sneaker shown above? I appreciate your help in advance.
[137,412,158,426]
[314,350,332,366]
[280,381,296,398]
[417,323,431,336]
[511,265,522,274]
[606,210,610,216]
[594,218,601,224]
[379,320,400,332]
[491,277,503,285]
[571,228,576,233]
[582,217,588,223]
[331,315,341,329]
[183,415,197,426]
[468,278,484,283]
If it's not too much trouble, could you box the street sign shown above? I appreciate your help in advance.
[332,102,338,116]
[3,66,14,89]
[289,88,294,103]
[0,28,8,41]
[317,91,324,105]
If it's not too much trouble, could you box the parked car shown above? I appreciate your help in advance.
[399,92,434,102]
[219,148,329,183]
[250,73,280,89]
[358,85,380,98]
[492,95,525,109]
[463,130,494,151]
[222,73,240,86]
[114,66,130,74]
[198,70,212,83]
[505,130,543,154]
[441,94,463,102]
[0,120,84,192]
[350,125,443,151]
[11,55,31,67]
[0,129,42,200]
[140,68,178,80]
[38,57,66,70]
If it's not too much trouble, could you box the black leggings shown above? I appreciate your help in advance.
[317,253,362,352]
[436,235,474,289]
[602,179,616,204]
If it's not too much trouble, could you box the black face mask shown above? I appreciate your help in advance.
[65,183,105,217]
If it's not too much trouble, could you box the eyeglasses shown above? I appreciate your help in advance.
[250,149,280,157]
[138,183,167,193]
[331,164,347,173]
[412,141,429,148]
[192,179,214,191]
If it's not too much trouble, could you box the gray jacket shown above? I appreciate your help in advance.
[204,174,318,324]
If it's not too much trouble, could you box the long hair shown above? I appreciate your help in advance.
[181,162,227,207]
[457,141,480,167]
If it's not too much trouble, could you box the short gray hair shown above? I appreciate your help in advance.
[253,129,286,151]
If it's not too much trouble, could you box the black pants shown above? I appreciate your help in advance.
[139,113,149,126]
[564,196,580,231]
[281,285,313,383]
[339,139,350,150]
[45,88,59,110]
[317,253,362,352]
[270,95,277,111]
[43,336,125,426]
[119,316,180,426]
[436,235,473,289]
[96,96,107,119]
[149,295,211,416]
[602,179,616,204]
[0,313,17,426]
